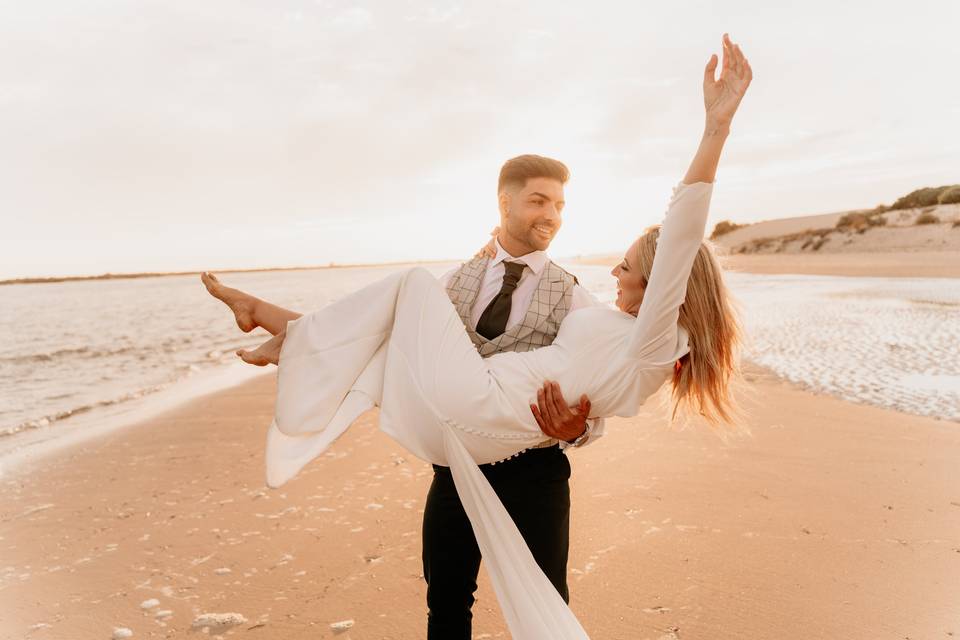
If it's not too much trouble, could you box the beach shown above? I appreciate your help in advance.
[2,359,958,639]
[2,257,959,639]
[577,250,960,279]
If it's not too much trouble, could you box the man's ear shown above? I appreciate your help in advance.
[498,191,511,222]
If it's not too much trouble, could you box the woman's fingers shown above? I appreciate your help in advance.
[722,33,733,73]
[704,53,718,84]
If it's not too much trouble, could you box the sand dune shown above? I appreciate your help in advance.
[577,202,960,278]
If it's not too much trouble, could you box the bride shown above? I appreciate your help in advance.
[201,34,751,639]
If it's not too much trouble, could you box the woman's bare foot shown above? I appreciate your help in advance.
[201,271,258,333]
[237,331,285,366]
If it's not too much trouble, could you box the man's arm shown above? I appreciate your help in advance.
[530,284,609,449]
[438,266,459,289]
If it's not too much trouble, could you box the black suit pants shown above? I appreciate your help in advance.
[421,444,571,639]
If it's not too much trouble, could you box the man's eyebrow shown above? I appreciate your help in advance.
[528,191,564,203]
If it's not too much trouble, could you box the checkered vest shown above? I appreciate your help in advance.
[445,256,578,357]
[445,256,578,450]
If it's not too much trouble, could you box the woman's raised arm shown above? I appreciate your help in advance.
[683,33,752,185]
[623,34,752,361]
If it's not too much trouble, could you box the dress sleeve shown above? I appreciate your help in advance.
[624,181,714,362]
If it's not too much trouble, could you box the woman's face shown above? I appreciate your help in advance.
[611,239,646,315]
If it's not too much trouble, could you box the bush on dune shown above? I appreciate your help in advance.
[890,185,957,210]
[915,212,940,225]
[836,211,886,231]
[938,186,960,204]
[710,220,746,240]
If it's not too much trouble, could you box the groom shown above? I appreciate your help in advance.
[423,154,607,638]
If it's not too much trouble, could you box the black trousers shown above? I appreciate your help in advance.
[421,444,571,639]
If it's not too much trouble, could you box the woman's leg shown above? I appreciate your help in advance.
[236,328,286,366]
[201,272,301,335]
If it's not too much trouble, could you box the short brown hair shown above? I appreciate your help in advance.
[497,154,570,194]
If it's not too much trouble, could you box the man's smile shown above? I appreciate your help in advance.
[532,224,554,238]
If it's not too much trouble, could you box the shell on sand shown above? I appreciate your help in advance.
[330,619,355,631]
[191,612,248,629]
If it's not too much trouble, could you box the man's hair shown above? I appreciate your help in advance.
[497,154,570,194]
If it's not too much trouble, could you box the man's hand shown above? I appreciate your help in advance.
[530,381,591,443]
[474,226,500,259]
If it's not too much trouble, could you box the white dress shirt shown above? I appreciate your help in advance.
[440,239,607,448]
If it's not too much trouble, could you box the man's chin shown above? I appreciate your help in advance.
[527,236,553,252]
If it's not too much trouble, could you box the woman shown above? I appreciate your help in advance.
[201,34,751,639]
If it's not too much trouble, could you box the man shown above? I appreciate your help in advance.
[422,153,607,638]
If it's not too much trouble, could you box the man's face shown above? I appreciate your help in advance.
[498,177,565,254]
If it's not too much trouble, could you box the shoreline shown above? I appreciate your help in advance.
[575,250,960,278]
[0,259,458,287]
[1,366,958,638]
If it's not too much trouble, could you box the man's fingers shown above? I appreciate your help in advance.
[550,382,571,418]
[531,404,549,434]
[578,394,591,416]
[542,384,558,421]
[538,386,557,424]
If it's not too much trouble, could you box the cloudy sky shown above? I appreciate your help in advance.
[2,1,958,279]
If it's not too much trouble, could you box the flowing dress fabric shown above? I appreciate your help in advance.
[264,180,714,639]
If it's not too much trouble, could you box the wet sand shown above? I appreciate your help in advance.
[577,250,960,278]
[1,368,958,639]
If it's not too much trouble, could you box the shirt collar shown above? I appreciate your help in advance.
[491,238,548,276]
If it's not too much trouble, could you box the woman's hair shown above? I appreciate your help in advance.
[634,226,745,433]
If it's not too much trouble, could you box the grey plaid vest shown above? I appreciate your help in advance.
[445,256,579,450]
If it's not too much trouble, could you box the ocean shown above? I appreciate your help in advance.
[2,263,957,472]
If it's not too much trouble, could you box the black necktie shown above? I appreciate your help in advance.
[475,261,526,340]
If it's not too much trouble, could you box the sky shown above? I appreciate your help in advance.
[2,1,958,279]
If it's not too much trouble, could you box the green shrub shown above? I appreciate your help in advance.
[710,220,746,240]
[836,212,868,229]
[915,212,940,225]
[891,185,955,210]
[939,186,960,204]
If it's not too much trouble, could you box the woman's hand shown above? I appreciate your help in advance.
[702,33,752,130]
[474,226,500,259]
[682,33,752,183]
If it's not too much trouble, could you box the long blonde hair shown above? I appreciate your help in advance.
[634,226,744,433]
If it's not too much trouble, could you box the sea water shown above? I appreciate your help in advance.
[1,264,957,470]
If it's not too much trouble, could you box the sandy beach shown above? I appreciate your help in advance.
[577,250,960,279]
[2,360,958,639]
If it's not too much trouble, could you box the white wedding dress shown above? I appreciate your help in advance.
[264,181,713,639]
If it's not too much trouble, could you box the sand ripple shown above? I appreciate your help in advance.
[727,273,960,421]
